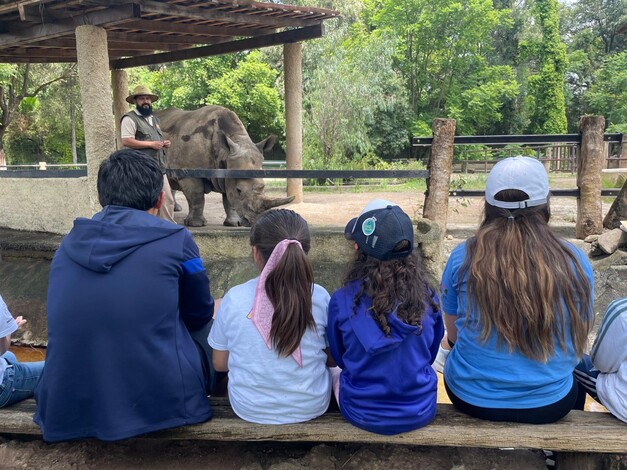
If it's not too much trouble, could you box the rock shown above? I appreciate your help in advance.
[584,234,599,243]
[596,229,627,255]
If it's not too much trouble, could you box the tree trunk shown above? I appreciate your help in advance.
[603,178,627,230]
[423,118,456,236]
[576,115,605,239]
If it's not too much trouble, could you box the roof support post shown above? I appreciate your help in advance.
[284,42,303,203]
[111,69,129,150]
[75,25,115,213]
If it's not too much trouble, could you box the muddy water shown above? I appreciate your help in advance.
[10,345,46,362]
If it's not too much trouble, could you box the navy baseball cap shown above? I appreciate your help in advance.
[344,199,414,261]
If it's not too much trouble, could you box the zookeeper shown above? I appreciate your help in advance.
[121,85,176,223]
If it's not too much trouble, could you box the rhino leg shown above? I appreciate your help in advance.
[222,193,243,227]
[172,189,182,212]
[179,178,207,227]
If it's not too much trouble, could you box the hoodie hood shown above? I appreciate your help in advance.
[349,296,420,356]
[62,205,184,273]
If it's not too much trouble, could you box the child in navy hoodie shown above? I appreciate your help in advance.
[327,199,443,435]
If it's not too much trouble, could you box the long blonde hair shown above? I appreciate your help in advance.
[460,190,592,362]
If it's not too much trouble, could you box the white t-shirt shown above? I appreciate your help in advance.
[0,294,18,383]
[208,278,331,424]
[120,109,155,139]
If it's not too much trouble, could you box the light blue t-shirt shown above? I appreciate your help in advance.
[208,278,331,424]
[0,295,19,383]
[440,241,594,409]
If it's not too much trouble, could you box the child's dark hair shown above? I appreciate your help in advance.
[344,241,438,336]
[250,209,315,357]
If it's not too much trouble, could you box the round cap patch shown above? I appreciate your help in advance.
[362,217,376,236]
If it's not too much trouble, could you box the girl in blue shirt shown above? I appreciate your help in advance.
[439,157,593,423]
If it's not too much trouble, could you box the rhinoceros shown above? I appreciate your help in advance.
[156,106,294,227]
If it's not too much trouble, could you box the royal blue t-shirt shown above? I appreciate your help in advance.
[440,241,594,409]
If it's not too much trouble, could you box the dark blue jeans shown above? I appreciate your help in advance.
[0,351,45,408]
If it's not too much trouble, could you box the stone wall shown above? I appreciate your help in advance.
[0,221,441,346]
[0,178,91,234]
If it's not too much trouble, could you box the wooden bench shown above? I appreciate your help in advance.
[1,399,625,468]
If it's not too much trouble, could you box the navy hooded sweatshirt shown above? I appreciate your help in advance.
[34,206,213,442]
[327,280,443,435]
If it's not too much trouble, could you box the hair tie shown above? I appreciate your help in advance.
[249,239,304,366]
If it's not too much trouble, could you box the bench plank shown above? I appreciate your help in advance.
[1,399,625,454]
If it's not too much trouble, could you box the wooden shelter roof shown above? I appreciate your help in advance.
[0,0,338,67]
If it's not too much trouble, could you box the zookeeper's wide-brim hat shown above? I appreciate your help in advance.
[126,85,159,104]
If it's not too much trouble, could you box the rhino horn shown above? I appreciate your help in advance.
[259,195,295,212]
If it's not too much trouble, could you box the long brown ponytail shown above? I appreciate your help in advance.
[250,209,315,357]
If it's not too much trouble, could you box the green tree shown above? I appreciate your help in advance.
[363,0,506,120]
[132,56,234,110]
[561,0,626,131]
[0,64,73,164]
[205,51,284,142]
[527,0,568,134]
[302,23,411,165]
[586,52,627,133]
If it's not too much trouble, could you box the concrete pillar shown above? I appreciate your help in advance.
[284,42,303,203]
[75,25,115,213]
[576,115,605,239]
[111,69,129,150]
[423,118,456,236]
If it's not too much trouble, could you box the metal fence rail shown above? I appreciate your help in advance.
[449,189,621,198]
[412,133,624,146]
[0,168,429,180]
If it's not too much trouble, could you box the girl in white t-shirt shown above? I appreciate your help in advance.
[208,209,331,424]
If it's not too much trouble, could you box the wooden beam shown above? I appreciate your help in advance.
[33,37,186,51]
[34,31,225,48]
[0,4,140,48]
[3,47,79,58]
[120,19,274,37]
[107,31,223,46]
[0,0,55,15]
[110,23,323,69]
[0,55,76,63]
[81,0,318,28]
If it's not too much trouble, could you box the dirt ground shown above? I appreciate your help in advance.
[3,186,626,470]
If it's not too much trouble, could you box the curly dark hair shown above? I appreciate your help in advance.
[344,241,439,336]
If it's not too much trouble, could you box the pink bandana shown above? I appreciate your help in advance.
[249,239,304,366]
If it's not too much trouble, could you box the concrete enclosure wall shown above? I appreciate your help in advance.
[0,221,441,346]
[0,178,91,234]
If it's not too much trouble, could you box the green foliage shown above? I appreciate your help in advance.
[205,51,284,142]
[303,23,411,167]
[136,56,234,110]
[5,72,84,165]
[3,0,626,166]
[586,52,627,133]
[448,66,520,135]
[527,0,568,134]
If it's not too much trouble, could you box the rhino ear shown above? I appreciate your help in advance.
[256,135,276,154]
[218,130,240,154]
